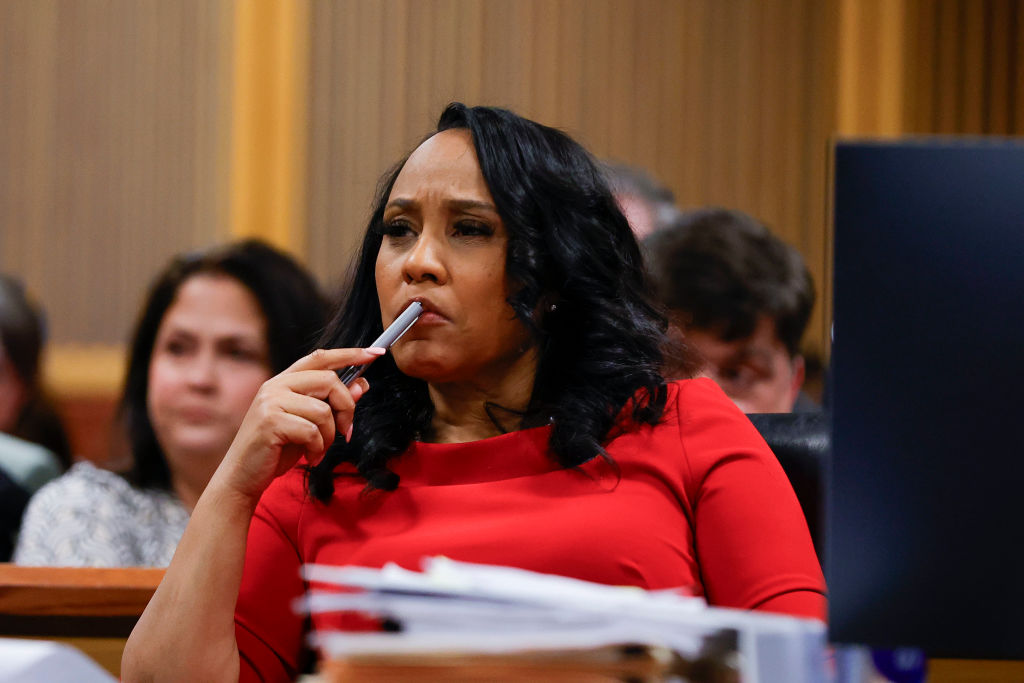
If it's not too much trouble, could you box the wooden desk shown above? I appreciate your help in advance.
[320,655,1024,683]
[929,658,1024,683]
[0,564,163,677]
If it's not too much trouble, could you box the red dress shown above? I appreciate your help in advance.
[235,378,826,681]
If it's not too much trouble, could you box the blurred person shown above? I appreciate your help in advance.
[124,104,823,682]
[602,161,681,239]
[13,241,327,567]
[0,274,71,465]
[643,208,816,413]
[0,274,69,560]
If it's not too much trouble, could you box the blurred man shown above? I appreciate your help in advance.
[602,162,681,239]
[643,208,817,413]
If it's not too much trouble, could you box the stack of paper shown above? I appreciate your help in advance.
[298,557,827,683]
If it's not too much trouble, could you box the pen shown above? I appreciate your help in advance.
[337,301,423,386]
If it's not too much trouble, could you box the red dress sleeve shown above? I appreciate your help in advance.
[674,379,827,620]
[235,469,309,683]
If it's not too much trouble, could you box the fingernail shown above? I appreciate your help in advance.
[345,424,354,443]
[366,347,387,356]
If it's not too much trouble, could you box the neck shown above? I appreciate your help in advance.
[427,348,538,444]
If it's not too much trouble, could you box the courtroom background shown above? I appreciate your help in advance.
[2,0,1022,461]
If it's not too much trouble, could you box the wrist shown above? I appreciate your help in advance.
[202,468,264,518]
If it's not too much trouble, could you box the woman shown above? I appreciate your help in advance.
[14,240,326,567]
[124,105,825,681]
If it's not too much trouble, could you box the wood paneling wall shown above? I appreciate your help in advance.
[3,0,1019,402]
[305,0,839,356]
[836,0,1024,137]
[903,0,1024,135]
[0,0,234,352]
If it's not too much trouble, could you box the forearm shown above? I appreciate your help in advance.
[121,350,371,681]
[122,474,257,682]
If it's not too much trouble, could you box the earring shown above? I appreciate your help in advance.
[549,302,558,312]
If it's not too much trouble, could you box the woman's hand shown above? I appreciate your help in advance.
[215,347,384,504]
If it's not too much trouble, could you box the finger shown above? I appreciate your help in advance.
[325,376,374,441]
[287,347,386,374]
[348,377,369,403]
[269,369,353,401]
[271,411,327,463]
[274,393,339,455]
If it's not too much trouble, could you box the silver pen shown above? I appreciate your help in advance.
[336,301,423,385]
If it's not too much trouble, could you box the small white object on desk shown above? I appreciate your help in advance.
[0,638,117,683]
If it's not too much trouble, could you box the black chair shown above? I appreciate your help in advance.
[0,468,31,562]
[746,412,829,562]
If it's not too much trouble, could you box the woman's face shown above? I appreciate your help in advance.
[375,128,533,385]
[146,273,271,475]
[0,350,27,433]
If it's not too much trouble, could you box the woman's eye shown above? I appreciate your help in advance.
[380,220,415,239]
[225,346,261,362]
[164,339,189,356]
[453,220,493,237]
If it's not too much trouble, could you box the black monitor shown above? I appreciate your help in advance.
[828,139,1024,658]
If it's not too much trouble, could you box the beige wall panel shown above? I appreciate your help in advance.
[0,1,234,349]
[306,0,838,356]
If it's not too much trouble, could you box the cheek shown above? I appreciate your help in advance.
[223,368,270,413]
[473,262,514,317]
[0,390,23,431]
[0,364,25,404]
[375,253,397,291]
[145,358,176,415]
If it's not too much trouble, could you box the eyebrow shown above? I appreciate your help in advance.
[161,326,263,344]
[385,198,498,213]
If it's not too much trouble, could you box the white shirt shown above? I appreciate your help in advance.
[13,461,188,567]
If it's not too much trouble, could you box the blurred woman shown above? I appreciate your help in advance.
[124,105,824,681]
[14,240,326,566]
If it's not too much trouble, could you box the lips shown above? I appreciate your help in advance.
[401,297,448,322]
[177,405,218,423]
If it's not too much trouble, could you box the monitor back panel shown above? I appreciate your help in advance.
[828,140,1024,658]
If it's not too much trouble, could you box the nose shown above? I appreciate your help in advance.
[401,228,449,285]
[183,349,218,392]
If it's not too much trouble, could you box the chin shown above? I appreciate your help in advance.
[162,431,233,461]
[398,366,456,383]
[392,350,454,381]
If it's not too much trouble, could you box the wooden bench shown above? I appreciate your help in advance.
[0,564,163,677]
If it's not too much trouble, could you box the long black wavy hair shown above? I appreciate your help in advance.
[122,240,328,490]
[307,103,670,501]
